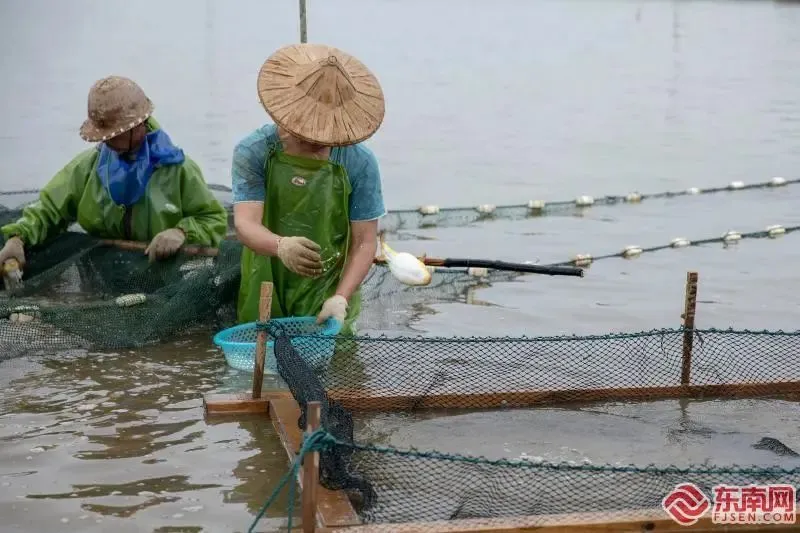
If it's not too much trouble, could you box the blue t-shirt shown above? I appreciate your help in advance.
[231,123,386,222]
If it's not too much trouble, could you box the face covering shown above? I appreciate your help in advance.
[97,129,185,207]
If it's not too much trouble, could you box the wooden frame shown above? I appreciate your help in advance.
[204,275,800,532]
[317,510,800,532]
[270,399,360,529]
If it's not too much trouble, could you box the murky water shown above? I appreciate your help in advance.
[2,0,800,531]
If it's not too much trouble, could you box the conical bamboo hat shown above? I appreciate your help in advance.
[257,43,385,146]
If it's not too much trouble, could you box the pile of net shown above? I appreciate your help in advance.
[265,324,800,526]
[0,227,519,359]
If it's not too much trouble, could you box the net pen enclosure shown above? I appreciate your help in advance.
[204,274,800,532]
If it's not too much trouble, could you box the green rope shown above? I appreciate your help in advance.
[247,427,337,533]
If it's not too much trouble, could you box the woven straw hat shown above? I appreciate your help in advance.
[79,76,154,142]
[257,43,385,146]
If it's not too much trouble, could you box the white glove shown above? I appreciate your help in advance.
[277,236,323,277]
[0,237,26,269]
[144,228,186,262]
[316,295,347,325]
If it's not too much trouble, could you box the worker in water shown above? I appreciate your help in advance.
[231,43,387,335]
[0,75,228,270]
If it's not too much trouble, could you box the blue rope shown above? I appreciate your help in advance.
[247,428,337,533]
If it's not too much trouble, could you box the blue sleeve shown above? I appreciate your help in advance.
[341,144,386,221]
[231,124,277,203]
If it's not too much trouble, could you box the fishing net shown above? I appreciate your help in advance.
[1,190,798,362]
[252,324,800,529]
[0,206,519,359]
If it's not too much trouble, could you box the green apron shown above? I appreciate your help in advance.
[237,145,362,336]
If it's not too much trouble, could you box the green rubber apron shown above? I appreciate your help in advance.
[237,144,361,336]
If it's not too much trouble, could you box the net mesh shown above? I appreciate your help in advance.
[260,324,800,529]
[2,189,799,361]
[3,199,800,529]
[0,231,241,356]
[0,225,517,359]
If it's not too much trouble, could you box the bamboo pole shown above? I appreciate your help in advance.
[99,239,219,257]
[98,238,584,277]
[299,0,308,43]
[303,401,322,532]
[680,271,698,385]
[252,281,274,399]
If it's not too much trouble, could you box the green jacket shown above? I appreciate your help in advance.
[1,118,228,248]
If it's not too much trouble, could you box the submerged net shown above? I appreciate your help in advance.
[254,325,800,529]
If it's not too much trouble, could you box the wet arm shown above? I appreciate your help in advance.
[231,136,280,256]
[333,145,385,301]
[234,202,281,256]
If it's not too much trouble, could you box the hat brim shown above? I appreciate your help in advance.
[79,100,155,143]
[257,44,385,147]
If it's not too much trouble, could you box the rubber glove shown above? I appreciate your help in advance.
[0,237,26,269]
[144,228,186,262]
[276,236,323,277]
[316,294,347,325]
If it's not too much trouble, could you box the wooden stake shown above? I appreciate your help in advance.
[299,0,308,43]
[252,281,274,399]
[680,271,698,385]
[302,401,321,532]
[269,399,360,527]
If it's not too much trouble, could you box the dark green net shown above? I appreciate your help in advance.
[256,324,800,528]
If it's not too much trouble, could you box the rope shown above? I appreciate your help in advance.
[386,177,799,216]
[0,189,42,196]
[247,428,337,533]
[380,223,800,277]
[1,176,794,211]
[2,177,794,233]
[548,224,800,268]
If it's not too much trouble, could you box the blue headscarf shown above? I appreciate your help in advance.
[97,128,185,207]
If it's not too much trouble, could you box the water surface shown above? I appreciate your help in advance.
[2,0,800,531]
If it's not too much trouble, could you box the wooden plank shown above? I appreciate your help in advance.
[269,398,361,528]
[325,380,800,412]
[321,509,800,532]
[303,402,322,532]
[203,391,293,416]
[204,378,800,417]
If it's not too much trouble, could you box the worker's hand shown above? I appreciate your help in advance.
[0,237,26,269]
[145,228,186,262]
[276,236,323,277]
[316,294,347,325]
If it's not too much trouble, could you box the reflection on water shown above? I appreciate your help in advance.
[0,336,298,531]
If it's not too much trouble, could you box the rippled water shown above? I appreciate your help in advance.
[2,0,800,531]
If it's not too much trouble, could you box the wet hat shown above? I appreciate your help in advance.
[257,43,385,146]
[79,76,154,142]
